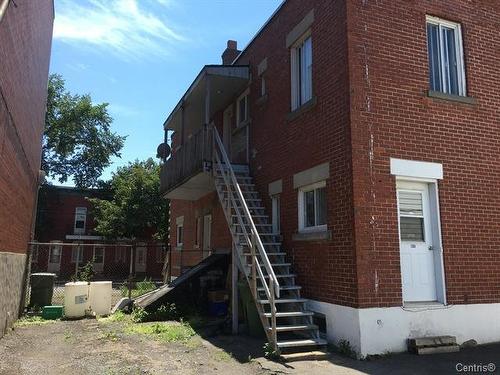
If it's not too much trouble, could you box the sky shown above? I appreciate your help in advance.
[50,0,282,183]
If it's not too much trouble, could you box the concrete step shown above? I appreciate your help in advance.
[408,336,459,355]
[280,350,330,362]
[276,338,328,348]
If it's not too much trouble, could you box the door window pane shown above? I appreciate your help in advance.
[400,217,425,241]
[398,191,423,216]
[94,247,104,263]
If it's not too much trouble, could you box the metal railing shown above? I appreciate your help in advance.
[211,125,279,349]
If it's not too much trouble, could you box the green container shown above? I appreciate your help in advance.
[238,281,265,338]
[30,273,56,308]
[42,305,63,320]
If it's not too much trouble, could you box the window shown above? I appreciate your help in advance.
[291,33,312,110]
[49,242,62,264]
[236,92,249,126]
[30,244,38,263]
[271,194,280,234]
[93,246,105,264]
[156,245,166,263]
[115,246,127,263]
[398,190,425,241]
[261,77,266,97]
[71,243,83,263]
[74,207,87,234]
[176,223,184,247]
[298,181,326,232]
[426,16,466,96]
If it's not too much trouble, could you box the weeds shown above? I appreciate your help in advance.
[263,342,280,360]
[131,303,178,323]
[121,278,156,298]
[126,321,195,343]
[15,316,56,327]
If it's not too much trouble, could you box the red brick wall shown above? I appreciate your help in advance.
[0,0,54,255]
[346,0,500,307]
[234,0,357,306]
[169,192,232,276]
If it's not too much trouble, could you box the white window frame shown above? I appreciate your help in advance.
[426,15,466,96]
[236,90,249,127]
[176,223,184,247]
[74,207,87,234]
[291,31,313,110]
[298,180,327,233]
[93,246,105,264]
[48,241,62,265]
[114,245,127,263]
[271,194,280,234]
[71,243,84,263]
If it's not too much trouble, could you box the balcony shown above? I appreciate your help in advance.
[159,64,250,200]
[160,127,213,200]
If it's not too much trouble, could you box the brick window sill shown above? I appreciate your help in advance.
[287,96,317,122]
[292,229,331,242]
[427,90,476,105]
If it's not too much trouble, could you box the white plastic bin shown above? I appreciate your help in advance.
[64,282,89,318]
[89,281,112,316]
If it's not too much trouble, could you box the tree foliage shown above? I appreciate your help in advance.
[43,74,125,187]
[89,159,168,241]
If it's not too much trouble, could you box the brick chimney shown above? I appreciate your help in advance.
[221,40,240,65]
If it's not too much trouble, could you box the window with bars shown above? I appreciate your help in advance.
[426,16,466,96]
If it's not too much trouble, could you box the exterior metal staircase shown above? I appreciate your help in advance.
[211,125,327,355]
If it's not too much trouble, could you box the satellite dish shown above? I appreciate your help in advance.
[156,143,171,160]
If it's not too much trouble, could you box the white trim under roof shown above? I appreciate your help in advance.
[390,158,443,180]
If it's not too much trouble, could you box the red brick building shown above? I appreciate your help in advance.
[0,0,54,336]
[33,185,166,280]
[160,0,500,356]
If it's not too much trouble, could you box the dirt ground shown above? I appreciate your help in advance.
[0,318,499,375]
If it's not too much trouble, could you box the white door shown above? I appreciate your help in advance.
[202,214,212,258]
[398,181,437,302]
[135,246,147,273]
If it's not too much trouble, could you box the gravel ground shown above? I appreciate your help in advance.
[0,318,499,375]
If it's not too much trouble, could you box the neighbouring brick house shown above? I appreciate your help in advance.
[0,0,54,336]
[33,185,166,280]
[159,0,500,357]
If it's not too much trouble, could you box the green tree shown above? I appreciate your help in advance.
[43,74,125,187]
[89,159,168,241]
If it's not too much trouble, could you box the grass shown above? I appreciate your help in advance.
[125,321,196,343]
[120,279,156,299]
[98,311,127,323]
[15,316,57,327]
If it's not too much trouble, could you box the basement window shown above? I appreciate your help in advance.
[313,312,327,338]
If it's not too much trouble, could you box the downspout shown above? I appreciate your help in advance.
[0,0,11,24]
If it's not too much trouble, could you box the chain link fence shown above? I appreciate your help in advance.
[26,241,168,308]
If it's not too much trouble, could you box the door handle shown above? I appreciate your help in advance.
[428,246,434,251]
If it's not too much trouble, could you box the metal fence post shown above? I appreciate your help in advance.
[75,243,81,278]
[128,244,134,299]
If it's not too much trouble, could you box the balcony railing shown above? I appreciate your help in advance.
[160,126,213,195]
